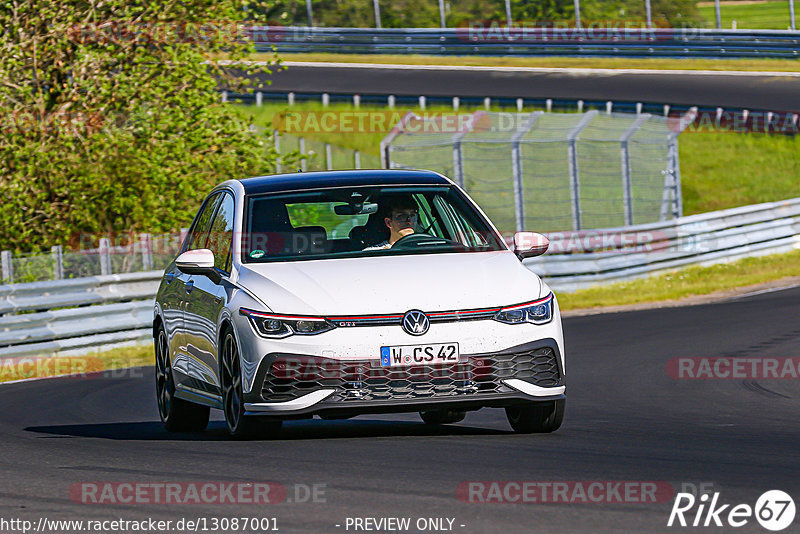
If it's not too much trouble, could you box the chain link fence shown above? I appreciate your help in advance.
[382,109,692,235]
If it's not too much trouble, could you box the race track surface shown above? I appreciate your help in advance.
[261,63,800,111]
[1,287,799,533]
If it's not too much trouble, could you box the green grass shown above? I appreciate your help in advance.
[0,344,152,383]
[268,52,800,72]
[679,132,800,214]
[697,0,796,30]
[559,249,800,309]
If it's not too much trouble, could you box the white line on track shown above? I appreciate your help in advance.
[280,60,800,78]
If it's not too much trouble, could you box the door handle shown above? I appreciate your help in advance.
[185,280,194,294]
[165,273,175,284]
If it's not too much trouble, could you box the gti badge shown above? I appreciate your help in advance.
[402,310,430,336]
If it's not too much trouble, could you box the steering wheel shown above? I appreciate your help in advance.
[391,232,435,249]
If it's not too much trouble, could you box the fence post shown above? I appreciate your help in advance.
[452,97,460,111]
[484,97,491,111]
[790,0,796,30]
[221,90,228,103]
[322,93,329,107]
[274,130,282,173]
[714,0,722,29]
[141,233,153,271]
[354,150,361,169]
[418,96,426,110]
[2,250,13,284]
[99,238,111,276]
[439,0,447,27]
[256,91,263,106]
[325,143,333,170]
[620,114,651,227]
[451,128,470,189]
[288,92,295,106]
[305,0,313,27]
[546,99,552,112]
[388,95,395,109]
[298,137,307,171]
[510,112,543,233]
[373,0,382,28]
[51,245,64,280]
[566,110,598,231]
[353,94,360,108]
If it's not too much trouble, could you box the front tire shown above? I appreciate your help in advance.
[221,330,282,440]
[155,327,209,432]
[419,409,466,425]
[505,399,565,434]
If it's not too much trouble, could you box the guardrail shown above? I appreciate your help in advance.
[2,197,799,358]
[253,26,800,58]
[527,197,800,291]
[0,272,160,358]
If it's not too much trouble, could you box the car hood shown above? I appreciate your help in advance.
[236,251,542,315]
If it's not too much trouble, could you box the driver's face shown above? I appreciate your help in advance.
[386,209,418,234]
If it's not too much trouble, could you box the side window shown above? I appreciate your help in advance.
[207,193,235,272]
[185,193,222,252]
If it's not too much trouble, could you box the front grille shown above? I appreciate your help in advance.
[260,347,560,403]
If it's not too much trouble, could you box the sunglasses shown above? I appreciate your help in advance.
[390,211,419,222]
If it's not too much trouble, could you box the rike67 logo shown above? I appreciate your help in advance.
[668,490,796,531]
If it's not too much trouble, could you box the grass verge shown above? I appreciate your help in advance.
[697,0,795,30]
[0,343,153,384]
[558,248,800,310]
[267,52,800,73]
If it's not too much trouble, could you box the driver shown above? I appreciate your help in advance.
[363,195,418,250]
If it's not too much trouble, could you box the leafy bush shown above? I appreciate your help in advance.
[0,0,287,251]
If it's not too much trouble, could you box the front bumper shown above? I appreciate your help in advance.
[243,338,565,418]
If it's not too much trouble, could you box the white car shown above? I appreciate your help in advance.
[153,170,565,438]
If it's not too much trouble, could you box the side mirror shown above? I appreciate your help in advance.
[175,249,221,283]
[513,232,549,260]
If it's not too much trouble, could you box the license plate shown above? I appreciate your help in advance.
[379,343,460,367]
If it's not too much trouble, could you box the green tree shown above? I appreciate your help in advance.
[0,0,286,251]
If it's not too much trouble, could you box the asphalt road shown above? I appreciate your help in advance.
[1,287,800,533]
[260,63,800,111]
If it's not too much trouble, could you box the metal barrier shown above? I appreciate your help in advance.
[252,26,800,58]
[528,197,800,291]
[2,197,799,357]
[0,272,160,358]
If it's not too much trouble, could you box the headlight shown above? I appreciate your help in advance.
[239,308,335,338]
[494,293,554,325]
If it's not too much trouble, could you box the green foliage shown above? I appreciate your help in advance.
[0,0,287,251]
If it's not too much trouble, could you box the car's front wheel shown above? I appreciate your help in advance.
[505,399,565,434]
[155,326,209,432]
[221,330,282,440]
[419,409,466,425]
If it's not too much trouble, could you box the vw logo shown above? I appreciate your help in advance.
[402,310,430,336]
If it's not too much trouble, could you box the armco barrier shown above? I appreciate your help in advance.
[527,197,800,291]
[251,26,800,59]
[2,198,800,357]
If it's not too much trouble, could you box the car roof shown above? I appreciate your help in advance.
[238,169,451,196]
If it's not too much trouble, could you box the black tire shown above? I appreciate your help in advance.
[221,330,282,440]
[419,409,466,425]
[505,399,565,434]
[155,326,210,432]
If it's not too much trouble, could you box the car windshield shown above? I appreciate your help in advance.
[242,185,506,263]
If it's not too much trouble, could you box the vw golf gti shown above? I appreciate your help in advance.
[153,170,566,438]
